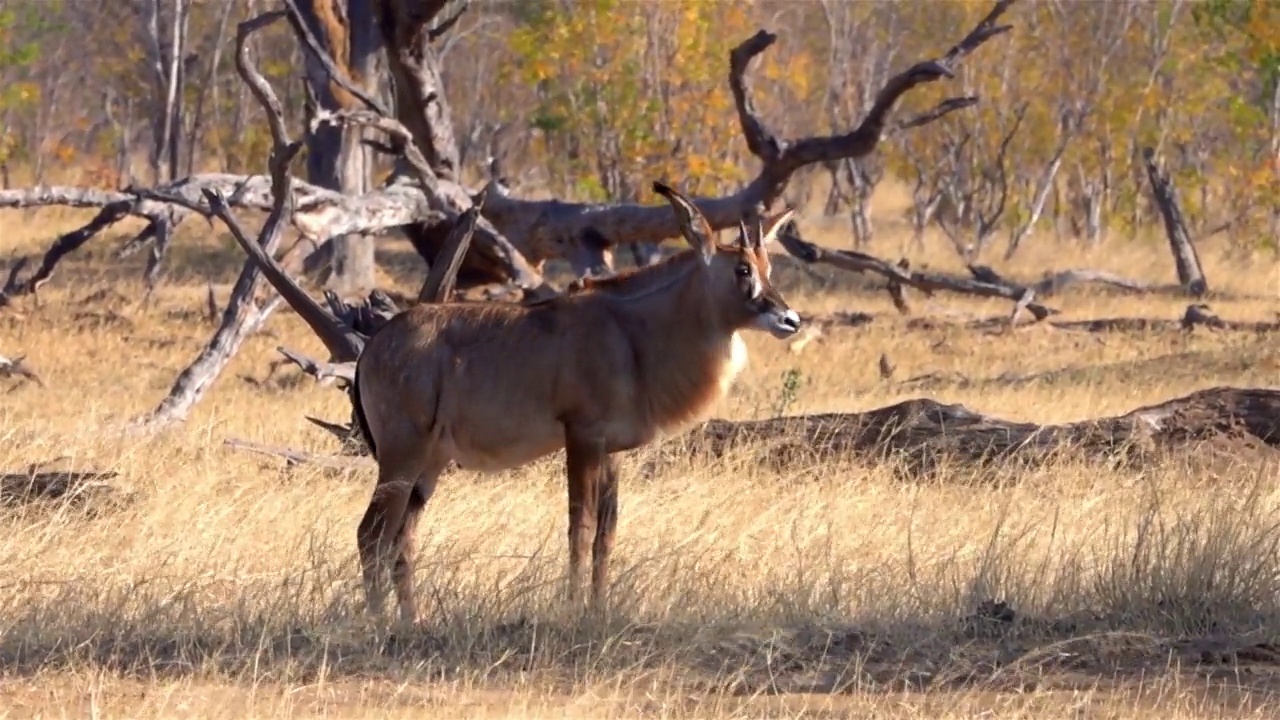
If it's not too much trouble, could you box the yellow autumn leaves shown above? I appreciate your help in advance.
[507,0,789,200]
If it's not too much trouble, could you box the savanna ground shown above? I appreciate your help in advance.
[2,177,1279,719]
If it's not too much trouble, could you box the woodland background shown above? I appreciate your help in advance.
[0,0,1277,278]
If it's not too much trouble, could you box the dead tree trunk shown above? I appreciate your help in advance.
[317,0,554,297]
[1142,146,1208,297]
[140,0,193,185]
[294,0,382,299]
[145,285,285,427]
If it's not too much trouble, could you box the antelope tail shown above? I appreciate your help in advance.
[349,362,377,460]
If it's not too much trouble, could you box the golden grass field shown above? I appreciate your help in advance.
[2,177,1279,718]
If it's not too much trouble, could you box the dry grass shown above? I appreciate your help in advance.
[2,181,1280,718]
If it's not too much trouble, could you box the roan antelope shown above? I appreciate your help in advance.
[350,181,801,624]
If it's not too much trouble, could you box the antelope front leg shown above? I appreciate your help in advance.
[564,432,603,608]
[592,455,620,609]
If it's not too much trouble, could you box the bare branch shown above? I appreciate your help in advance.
[224,437,373,471]
[0,353,43,388]
[207,187,365,363]
[730,1,1015,176]
[1008,288,1037,327]
[0,203,129,303]
[776,222,1057,320]
[140,11,309,429]
[1023,269,1156,297]
[419,188,484,303]
[0,174,448,304]
[277,345,356,384]
[424,0,471,40]
[0,258,27,308]
[893,97,981,132]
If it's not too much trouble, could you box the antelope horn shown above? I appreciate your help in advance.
[653,180,715,265]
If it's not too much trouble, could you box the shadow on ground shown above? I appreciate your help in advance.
[4,598,1280,697]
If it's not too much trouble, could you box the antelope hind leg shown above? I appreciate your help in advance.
[391,459,447,626]
[357,469,416,620]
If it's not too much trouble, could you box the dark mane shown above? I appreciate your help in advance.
[517,248,701,309]
[569,249,699,296]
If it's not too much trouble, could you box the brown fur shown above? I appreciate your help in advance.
[351,182,800,624]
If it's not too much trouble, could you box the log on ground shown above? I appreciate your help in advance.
[0,468,126,513]
[689,386,1280,476]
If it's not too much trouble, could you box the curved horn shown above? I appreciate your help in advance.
[758,207,798,248]
[653,180,716,265]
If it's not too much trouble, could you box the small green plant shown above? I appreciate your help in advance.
[774,367,803,417]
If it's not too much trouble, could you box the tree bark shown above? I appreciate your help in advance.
[1142,147,1208,297]
[295,0,382,299]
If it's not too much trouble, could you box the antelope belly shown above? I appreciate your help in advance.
[443,420,565,472]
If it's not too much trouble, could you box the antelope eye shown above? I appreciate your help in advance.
[734,263,752,277]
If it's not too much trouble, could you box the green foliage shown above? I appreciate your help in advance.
[1193,0,1280,83]
[0,5,48,164]
[877,1,1280,244]
[774,368,803,417]
[504,0,791,201]
[1190,0,1280,228]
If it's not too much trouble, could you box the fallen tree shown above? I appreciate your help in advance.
[689,385,1280,477]
[0,456,123,512]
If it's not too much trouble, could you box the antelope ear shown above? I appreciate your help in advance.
[758,208,797,249]
[653,180,715,266]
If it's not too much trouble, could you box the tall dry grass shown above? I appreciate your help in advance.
[1,179,1279,718]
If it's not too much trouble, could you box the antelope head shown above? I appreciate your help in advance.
[652,181,801,339]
